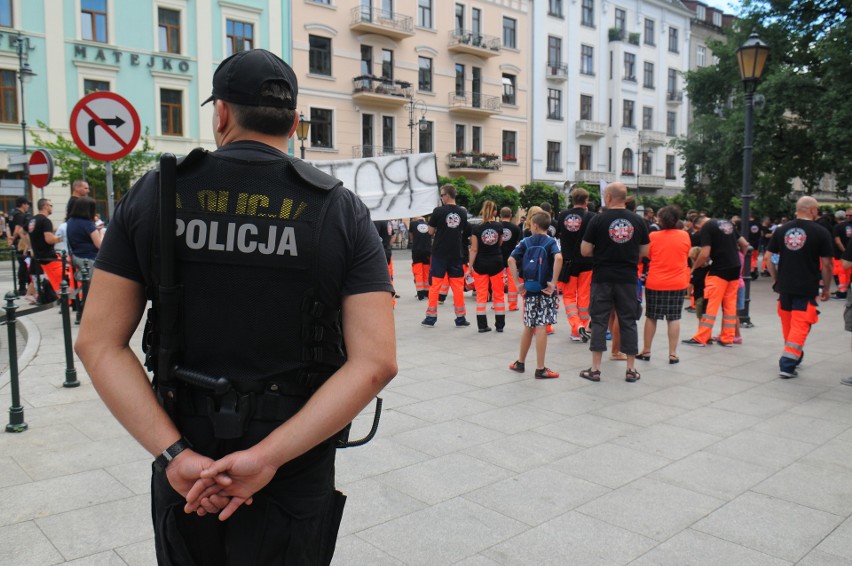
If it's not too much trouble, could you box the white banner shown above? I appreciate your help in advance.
[307,153,440,221]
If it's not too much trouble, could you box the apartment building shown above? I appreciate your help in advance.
[293,0,531,191]
[682,1,734,129]
[531,0,693,197]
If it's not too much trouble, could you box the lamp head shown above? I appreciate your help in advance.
[19,62,35,84]
[295,111,310,141]
[736,32,770,85]
[418,116,428,132]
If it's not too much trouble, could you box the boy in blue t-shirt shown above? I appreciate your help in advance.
[507,212,563,379]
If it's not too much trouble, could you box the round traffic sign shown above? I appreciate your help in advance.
[69,92,141,161]
[28,149,54,188]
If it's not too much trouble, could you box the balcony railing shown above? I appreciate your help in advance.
[546,62,569,81]
[448,91,501,114]
[447,152,501,172]
[575,120,607,137]
[350,6,414,39]
[352,76,407,97]
[609,27,626,42]
[638,130,667,145]
[574,170,610,183]
[638,175,666,188]
[667,90,684,103]
[448,29,501,56]
[352,145,413,158]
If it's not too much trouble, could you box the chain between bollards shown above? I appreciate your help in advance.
[60,278,79,388]
[4,291,27,432]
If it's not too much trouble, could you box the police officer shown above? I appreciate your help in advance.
[76,49,397,565]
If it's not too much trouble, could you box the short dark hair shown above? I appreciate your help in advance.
[657,205,681,230]
[530,212,551,231]
[226,83,296,136]
[571,188,589,205]
[70,196,97,220]
[37,198,50,211]
[540,202,552,213]
[440,184,456,199]
[500,206,512,219]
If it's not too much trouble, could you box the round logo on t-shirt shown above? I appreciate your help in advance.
[564,214,583,232]
[846,225,852,238]
[750,224,759,234]
[27,219,36,233]
[719,220,735,235]
[784,227,807,251]
[481,228,499,246]
[548,225,557,237]
[417,223,429,234]
[446,213,461,228]
[609,218,635,244]
[502,228,513,241]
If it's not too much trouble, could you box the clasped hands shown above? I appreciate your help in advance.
[166,448,277,521]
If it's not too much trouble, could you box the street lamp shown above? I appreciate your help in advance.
[736,31,770,327]
[402,82,427,153]
[15,32,36,200]
[295,111,311,160]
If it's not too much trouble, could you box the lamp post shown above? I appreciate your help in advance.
[402,82,427,153]
[736,31,770,327]
[15,32,36,200]
[295,111,311,160]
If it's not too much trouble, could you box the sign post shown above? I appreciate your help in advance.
[69,92,140,219]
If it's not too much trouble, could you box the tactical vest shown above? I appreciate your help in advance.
[145,148,346,396]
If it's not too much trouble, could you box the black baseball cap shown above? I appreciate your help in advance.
[15,197,30,207]
[202,49,297,109]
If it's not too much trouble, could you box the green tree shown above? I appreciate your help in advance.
[519,181,565,211]
[471,184,521,217]
[31,120,157,218]
[438,175,474,211]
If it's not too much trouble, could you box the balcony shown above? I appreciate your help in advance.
[638,175,666,189]
[350,6,414,40]
[352,145,412,158]
[667,90,684,104]
[608,28,640,45]
[575,120,607,137]
[352,76,408,107]
[447,152,501,175]
[574,170,610,183]
[546,62,569,82]
[639,130,667,146]
[447,29,501,58]
[448,91,501,117]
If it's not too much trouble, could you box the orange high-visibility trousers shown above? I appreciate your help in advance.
[777,294,819,372]
[692,275,739,344]
[412,261,430,294]
[562,271,592,333]
[474,270,505,314]
[426,276,465,318]
[833,258,851,293]
[504,268,519,310]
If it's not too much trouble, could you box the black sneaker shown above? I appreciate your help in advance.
[779,369,798,379]
[831,292,847,301]
[421,316,437,328]
[455,317,471,327]
[578,327,591,343]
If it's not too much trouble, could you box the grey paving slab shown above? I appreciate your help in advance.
[461,380,554,407]
[336,436,431,484]
[650,451,774,500]
[791,397,852,425]
[105,459,153,496]
[391,418,506,457]
[709,390,797,418]
[629,529,791,565]
[703,430,817,470]
[338,477,427,537]
[12,435,152,481]
[611,422,722,460]
[0,423,91,457]
[394,394,494,423]
[0,521,64,566]
[664,406,763,437]
[815,516,852,561]
[592,398,688,427]
[640,384,727,410]
[751,412,849,445]
[333,536,404,565]
[797,549,852,566]
[752,461,852,515]
[524,389,616,416]
[62,551,129,565]
[114,540,157,566]
[693,491,845,562]
[548,442,672,489]
[0,456,31,489]
[803,439,852,474]
[463,430,584,473]
[460,401,564,434]
[452,556,501,566]
[535,412,641,447]
[682,374,758,396]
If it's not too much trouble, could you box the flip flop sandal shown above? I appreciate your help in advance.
[626,368,641,383]
[610,352,628,361]
[579,368,601,382]
[669,355,680,364]
[636,352,651,361]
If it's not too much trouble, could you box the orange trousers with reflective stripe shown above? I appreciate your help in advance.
[504,268,518,310]
[426,276,466,318]
[562,271,592,334]
[777,295,819,371]
[692,275,739,344]
[412,261,430,294]
[834,258,851,293]
[474,270,505,314]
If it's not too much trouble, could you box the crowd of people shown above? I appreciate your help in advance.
[402,182,852,384]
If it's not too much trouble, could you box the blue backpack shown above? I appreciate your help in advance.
[521,237,550,292]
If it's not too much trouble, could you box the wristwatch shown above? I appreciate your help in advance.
[153,438,191,473]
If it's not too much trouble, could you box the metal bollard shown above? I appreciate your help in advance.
[9,250,17,296]
[75,261,92,325]
[60,280,79,388]
[4,291,27,432]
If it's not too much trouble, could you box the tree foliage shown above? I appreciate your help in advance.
[679,0,851,217]
[437,175,474,211]
[518,181,565,211]
[470,184,521,217]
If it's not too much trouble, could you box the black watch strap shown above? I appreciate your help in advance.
[153,438,191,473]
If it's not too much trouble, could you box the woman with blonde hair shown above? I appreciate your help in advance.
[523,206,543,237]
[469,200,506,332]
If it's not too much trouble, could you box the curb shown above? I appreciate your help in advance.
[0,315,40,391]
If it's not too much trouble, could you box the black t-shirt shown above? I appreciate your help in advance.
[556,207,595,273]
[472,221,504,276]
[27,214,55,260]
[10,209,27,246]
[409,218,432,253]
[747,221,762,248]
[500,220,521,266]
[428,204,469,260]
[66,196,78,221]
[768,219,832,297]
[583,208,650,284]
[844,239,852,262]
[699,219,742,281]
[832,221,852,259]
[374,220,392,263]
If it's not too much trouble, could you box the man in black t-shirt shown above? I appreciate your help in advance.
[831,210,851,299]
[579,182,650,383]
[746,214,762,279]
[409,215,432,300]
[766,196,833,379]
[65,179,89,221]
[500,207,521,310]
[683,216,749,346]
[556,187,595,340]
[8,197,30,295]
[422,184,471,328]
[27,199,64,297]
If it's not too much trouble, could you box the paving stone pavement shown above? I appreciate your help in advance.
[0,249,850,565]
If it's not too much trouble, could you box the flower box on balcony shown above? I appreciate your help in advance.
[621,171,635,176]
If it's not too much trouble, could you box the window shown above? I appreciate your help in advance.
[713,12,722,26]
[502,131,516,161]
[418,57,432,91]
[641,151,652,174]
[0,0,11,27]
[84,79,109,93]
[696,46,706,67]
[362,114,373,156]
[624,53,636,81]
[668,27,678,53]
[548,36,562,66]
[667,111,676,136]
[582,0,594,27]
[667,68,678,97]
[382,116,394,153]
[455,124,465,152]
[81,0,108,43]
[623,100,635,128]
[454,3,464,33]
[0,70,17,123]
[642,107,653,130]
[472,8,481,35]
[160,89,183,136]
[643,62,654,88]
[614,8,626,31]
[419,121,433,153]
[547,142,562,172]
[381,49,393,80]
[158,8,180,54]
[472,125,481,153]
[502,73,516,105]
[549,0,563,18]
[472,67,482,107]
[418,0,432,28]
[644,19,655,45]
[622,149,633,173]
[581,45,594,75]
[666,155,676,179]
[309,35,332,76]
[226,19,253,56]
[310,108,333,149]
[360,45,372,76]
[580,95,593,120]
[547,88,562,120]
[455,64,465,96]
[579,145,592,170]
[503,17,517,48]
[696,5,706,20]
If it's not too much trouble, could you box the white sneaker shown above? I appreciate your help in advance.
[569,333,582,342]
